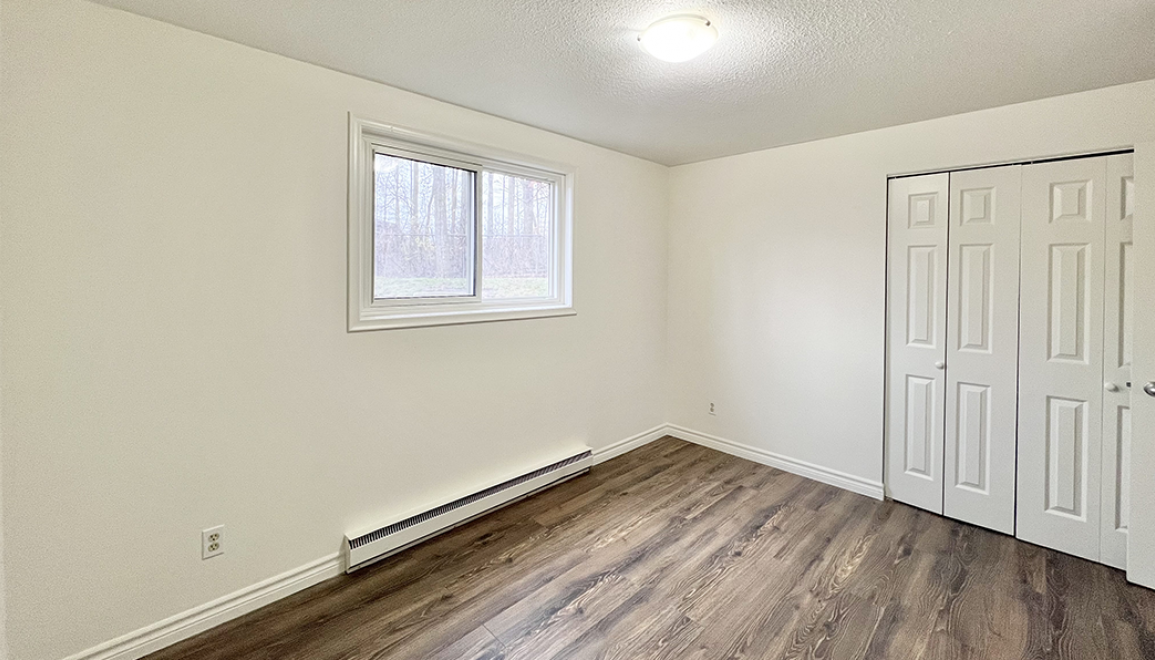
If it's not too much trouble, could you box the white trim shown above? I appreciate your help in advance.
[665,424,885,500]
[58,426,662,660]
[592,424,670,465]
[349,303,576,332]
[59,554,342,660]
[59,423,882,660]
[348,114,575,332]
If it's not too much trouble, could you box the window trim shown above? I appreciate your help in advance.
[348,115,575,331]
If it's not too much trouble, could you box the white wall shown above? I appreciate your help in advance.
[1,0,13,655]
[5,1,1155,657]
[0,1,670,658]
[667,79,1155,490]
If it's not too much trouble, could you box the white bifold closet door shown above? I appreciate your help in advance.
[1017,153,1134,564]
[1017,156,1130,563]
[889,153,1135,567]
[1100,153,1134,569]
[886,173,949,513]
[943,166,1022,534]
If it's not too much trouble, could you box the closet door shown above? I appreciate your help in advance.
[943,166,1021,534]
[886,173,949,513]
[1017,157,1108,561]
[1101,153,1134,569]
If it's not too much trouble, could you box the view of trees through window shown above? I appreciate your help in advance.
[373,153,474,299]
[481,171,551,299]
[373,153,552,301]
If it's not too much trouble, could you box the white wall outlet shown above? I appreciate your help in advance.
[202,525,225,560]
[709,402,716,415]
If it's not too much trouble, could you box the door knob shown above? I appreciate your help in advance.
[934,361,945,370]
[1105,382,1120,393]
[1145,382,1155,398]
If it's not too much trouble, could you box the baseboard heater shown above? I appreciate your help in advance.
[343,447,593,573]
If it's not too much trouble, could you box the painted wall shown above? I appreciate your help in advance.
[5,0,1155,657]
[1,0,12,655]
[0,1,669,658]
[667,79,1155,491]
[1127,142,1155,589]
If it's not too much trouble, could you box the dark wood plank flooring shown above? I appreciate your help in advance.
[146,437,1155,660]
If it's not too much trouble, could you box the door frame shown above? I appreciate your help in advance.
[1126,141,1155,587]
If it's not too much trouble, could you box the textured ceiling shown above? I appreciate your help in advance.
[89,0,1155,165]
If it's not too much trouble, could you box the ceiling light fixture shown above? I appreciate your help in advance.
[638,15,718,63]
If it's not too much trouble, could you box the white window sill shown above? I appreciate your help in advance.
[349,304,576,331]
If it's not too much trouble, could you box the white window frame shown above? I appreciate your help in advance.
[348,115,575,331]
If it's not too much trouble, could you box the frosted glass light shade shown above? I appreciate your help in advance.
[639,15,718,63]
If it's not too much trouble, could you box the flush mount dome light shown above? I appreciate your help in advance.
[638,15,718,63]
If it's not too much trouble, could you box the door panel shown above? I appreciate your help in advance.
[954,384,990,488]
[887,174,949,513]
[1048,244,1090,362]
[903,376,937,476]
[943,166,1021,534]
[907,246,939,346]
[1017,158,1107,561]
[1102,153,1134,569]
[1046,396,1089,516]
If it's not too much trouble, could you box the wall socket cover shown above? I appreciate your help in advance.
[202,525,225,560]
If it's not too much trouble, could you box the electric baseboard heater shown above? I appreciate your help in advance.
[343,447,593,572]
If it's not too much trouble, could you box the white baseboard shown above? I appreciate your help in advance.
[592,424,670,465]
[60,423,880,660]
[665,424,885,500]
[60,425,671,660]
[60,553,343,660]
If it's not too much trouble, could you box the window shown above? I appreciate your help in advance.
[349,117,574,330]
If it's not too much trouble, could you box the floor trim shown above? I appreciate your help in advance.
[665,424,885,500]
[60,422,881,660]
[592,424,670,465]
[60,554,343,660]
[59,425,669,660]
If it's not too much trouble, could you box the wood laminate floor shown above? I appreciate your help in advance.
[146,438,1155,660]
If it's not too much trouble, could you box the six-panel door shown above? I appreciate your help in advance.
[1016,157,1108,562]
[943,166,1021,534]
[887,155,1134,568]
[886,174,949,513]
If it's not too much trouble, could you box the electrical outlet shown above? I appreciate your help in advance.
[709,402,716,415]
[202,525,225,560]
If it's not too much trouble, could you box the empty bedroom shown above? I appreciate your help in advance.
[3,0,1155,659]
